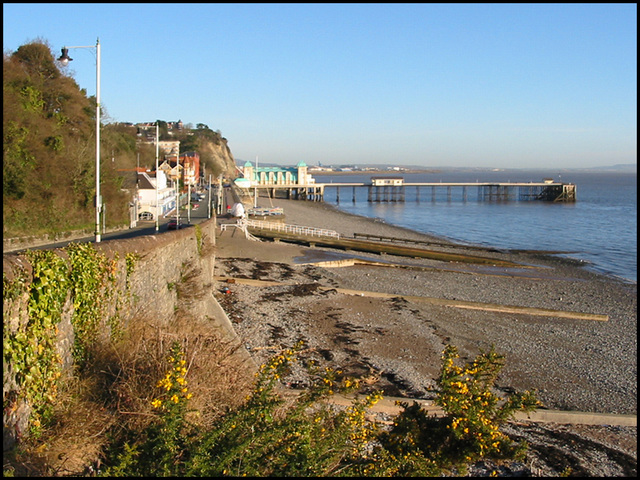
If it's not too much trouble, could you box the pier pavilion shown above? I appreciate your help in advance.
[235,161,325,200]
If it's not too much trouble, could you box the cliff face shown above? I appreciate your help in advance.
[199,137,238,180]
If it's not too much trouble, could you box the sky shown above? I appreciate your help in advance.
[3,3,637,169]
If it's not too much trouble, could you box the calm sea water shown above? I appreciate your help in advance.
[315,170,637,283]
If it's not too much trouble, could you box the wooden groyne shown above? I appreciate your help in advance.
[241,220,525,268]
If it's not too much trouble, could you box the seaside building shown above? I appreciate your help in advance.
[136,170,175,221]
[371,176,404,186]
[158,151,200,187]
[236,161,323,201]
[240,160,314,186]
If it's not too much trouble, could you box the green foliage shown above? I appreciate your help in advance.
[377,345,541,475]
[3,40,135,236]
[156,120,169,140]
[3,121,36,200]
[194,224,203,255]
[3,268,28,302]
[66,243,117,368]
[20,85,45,112]
[100,341,195,477]
[125,252,139,289]
[43,135,64,152]
[3,243,126,434]
[3,250,69,427]
[99,343,540,477]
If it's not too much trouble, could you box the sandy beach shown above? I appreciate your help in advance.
[214,195,636,476]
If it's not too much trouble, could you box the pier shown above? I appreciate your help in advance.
[235,162,576,204]
[244,179,576,203]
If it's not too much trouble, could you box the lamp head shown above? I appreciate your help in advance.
[58,47,73,66]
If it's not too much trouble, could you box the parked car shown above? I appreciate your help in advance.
[167,218,182,230]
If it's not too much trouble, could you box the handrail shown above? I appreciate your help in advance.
[242,219,340,239]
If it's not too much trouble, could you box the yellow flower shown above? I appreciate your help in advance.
[171,394,179,403]
[151,399,162,408]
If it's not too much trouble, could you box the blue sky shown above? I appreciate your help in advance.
[3,3,637,169]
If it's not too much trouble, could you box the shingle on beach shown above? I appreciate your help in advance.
[214,195,637,476]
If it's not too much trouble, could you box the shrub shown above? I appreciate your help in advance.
[99,342,540,477]
[376,344,541,475]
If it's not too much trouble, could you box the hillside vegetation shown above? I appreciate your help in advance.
[3,39,236,239]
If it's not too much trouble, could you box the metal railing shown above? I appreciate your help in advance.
[242,219,340,239]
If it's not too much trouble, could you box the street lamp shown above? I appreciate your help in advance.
[175,150,180,227]
[152,123,160,231]
[58,38,102,242]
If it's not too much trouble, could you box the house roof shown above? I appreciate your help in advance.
[137,172,156,190]
[119,171,138,190]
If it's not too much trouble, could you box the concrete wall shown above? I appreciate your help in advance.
[3,217,245,451]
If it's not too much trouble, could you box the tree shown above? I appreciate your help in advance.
[3,40,137,236]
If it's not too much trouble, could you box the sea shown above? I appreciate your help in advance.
[313,169,637,284]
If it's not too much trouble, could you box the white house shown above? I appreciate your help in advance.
[137,170,175,220]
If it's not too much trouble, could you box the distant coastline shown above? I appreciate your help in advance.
[239,161,636,176]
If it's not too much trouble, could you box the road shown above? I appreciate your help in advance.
[5,192,219,254]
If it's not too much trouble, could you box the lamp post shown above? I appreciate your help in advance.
[208,174,212,219]
[175,151,180,226]
[58,38,102,242]
[153,123,160,231]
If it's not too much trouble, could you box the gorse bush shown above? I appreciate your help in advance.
[100,342,540,477]
[375,345,541,475]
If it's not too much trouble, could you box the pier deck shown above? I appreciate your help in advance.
[243,180,576,203]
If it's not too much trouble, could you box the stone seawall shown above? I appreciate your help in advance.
[3,217,245,451]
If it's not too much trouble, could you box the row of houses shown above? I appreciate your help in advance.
[131,122,202,222]
[131,151,202,222]
[157,151,200,187]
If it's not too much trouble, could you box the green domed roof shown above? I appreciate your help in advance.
[296,161,307,167]
[244,161,253,167]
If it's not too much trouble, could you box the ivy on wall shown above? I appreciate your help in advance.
[3,243,136,428]
[66,243,118,369]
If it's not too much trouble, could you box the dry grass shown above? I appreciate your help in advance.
[4,313,256,477]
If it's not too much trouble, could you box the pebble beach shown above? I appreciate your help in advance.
[214,195,637,476]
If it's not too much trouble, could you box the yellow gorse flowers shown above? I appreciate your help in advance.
[151,342,193,411]
[101,340,540,477]
[434,344,540,466]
